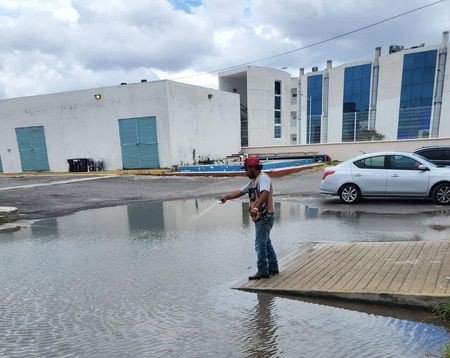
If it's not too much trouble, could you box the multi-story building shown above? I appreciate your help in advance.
[299,31,449,145]
[220,31,450,147]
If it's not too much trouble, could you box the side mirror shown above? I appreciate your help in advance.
[418,164,429,171]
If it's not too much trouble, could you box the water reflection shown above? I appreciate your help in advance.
[119,199,450,243]
[31,218,58,239]
[242,293,280,358]
[0,199,449,357]
[127,202,164,232]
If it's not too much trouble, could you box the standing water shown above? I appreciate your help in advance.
[0,199,449,357]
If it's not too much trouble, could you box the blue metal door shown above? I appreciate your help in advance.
[0,155,3,173]
[15,126,50,171]
[118,117,160,169]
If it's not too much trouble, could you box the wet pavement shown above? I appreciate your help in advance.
[0,170,447,220]
[1,199,450,357]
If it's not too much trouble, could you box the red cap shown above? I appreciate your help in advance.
[244,156,261,167]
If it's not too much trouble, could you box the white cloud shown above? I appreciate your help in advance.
[0,0,448,98]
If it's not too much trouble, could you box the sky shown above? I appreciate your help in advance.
[0,0,449,99]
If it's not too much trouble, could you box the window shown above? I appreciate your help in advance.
[290,134,297,144]
[274,81,282,138]
[274,96,281,110]
[275,111,281,124]
[417,149,445,160]
[275,81,281,95]
[274,126,281,138]
[291,88,298,104]
[291,111,297,127]
[353,156,386,169]
[307,75,323,144]
[389,155,421,170]
[397,50,437,139]
[342,64,372,142]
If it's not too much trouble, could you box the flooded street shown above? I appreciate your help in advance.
[1,199,450,357]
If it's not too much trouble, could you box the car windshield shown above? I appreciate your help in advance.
[412,153,437,167]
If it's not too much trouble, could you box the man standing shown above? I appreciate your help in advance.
[221,156,279,280]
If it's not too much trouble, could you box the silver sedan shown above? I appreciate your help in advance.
[320,151,450,205]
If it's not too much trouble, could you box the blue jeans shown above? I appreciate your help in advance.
[254,214,278,276]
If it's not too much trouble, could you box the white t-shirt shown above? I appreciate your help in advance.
[240,173,274,215]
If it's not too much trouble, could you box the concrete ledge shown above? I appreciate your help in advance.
[0,207,18,222]
[166,163,325,178]
[0,170,167,176]
[0,223,22,233]
[236,287,450,309]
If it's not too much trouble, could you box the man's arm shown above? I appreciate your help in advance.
[252,191,269,210]
[220,190,245,203]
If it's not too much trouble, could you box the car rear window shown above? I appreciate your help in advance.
[353,156,386,169]
[417,149,447,160]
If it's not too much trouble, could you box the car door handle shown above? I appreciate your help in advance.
[354,173,362,177]
[391,174,399,178]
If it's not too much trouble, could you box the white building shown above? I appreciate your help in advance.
[299,31,450,145]
[0,80,240,173]
[219,66,296,147]
[220,31,450,148]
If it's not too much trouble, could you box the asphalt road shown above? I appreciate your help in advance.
[0,169,448,220]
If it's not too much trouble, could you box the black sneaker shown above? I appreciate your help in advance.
[248,273,270,280]
[269,270,280,276]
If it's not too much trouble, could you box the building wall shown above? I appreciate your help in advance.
[246,67,292,147]
[0,80,240,173]
[166,81,240,165]
[327,65,345,142]
[289,77,299,143]
[0,82,171,172]
[244,137,450,162]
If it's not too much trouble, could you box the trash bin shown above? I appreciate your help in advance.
[67,158,89,172]
[95,160,104,171]
[67,159,75,172]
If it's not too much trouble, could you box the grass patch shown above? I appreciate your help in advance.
[443,342,450,358]
[433,301,450,321]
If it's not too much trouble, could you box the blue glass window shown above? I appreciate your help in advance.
[274,126,281,138]
[307,75,322,144]
[342,64,372,142]
[398,50,437,139]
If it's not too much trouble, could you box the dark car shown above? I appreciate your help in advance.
[413,146,450,167]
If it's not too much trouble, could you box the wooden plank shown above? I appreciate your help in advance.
[422,241,447,294]
[236,240,450,308]
[408,241,442,294]
[362,242,404,292]
[256,244,332,289]
[387,241,424,292]
[378,242,417,292]
[340,242,389,292]
[398,242,427,293]
[282,243,357,290]
[434,242,450,295]
[266,244,348,290]
[351,241,404,292]
[312,243,372,291]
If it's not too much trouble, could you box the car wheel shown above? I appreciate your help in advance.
[339,184,361,204]
[432,183,450,205]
